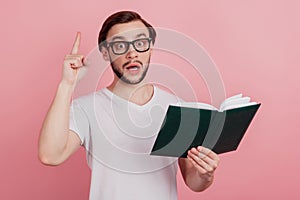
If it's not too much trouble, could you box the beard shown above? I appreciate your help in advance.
[110,57,150,85]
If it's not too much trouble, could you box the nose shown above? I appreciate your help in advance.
[125,44,138,59]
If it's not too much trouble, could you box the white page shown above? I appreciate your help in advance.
[175,94,256,112]
[174,102,217,110]
[220,94,243,109]
[221,102,257,111]
[220,97,251,111]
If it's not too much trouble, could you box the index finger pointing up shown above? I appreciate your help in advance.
[71,32,81,54]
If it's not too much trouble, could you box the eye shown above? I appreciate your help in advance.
[114,42,126,50]
[136,40,145,47]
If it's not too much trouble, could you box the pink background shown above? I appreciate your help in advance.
[1,0,299,199]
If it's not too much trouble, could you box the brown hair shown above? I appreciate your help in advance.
[98,11,156,51]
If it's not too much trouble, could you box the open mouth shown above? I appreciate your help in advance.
[126,66,140,71]
[125,63,141,71]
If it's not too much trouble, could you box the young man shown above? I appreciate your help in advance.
[39,11,219,200]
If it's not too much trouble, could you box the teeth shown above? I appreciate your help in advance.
[127,66,139,70]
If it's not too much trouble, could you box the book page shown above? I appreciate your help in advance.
[175,94,257,111]
[174,102,217,110]
[220,96,251,111]
[222,102,257,111]
[220,97,250,111]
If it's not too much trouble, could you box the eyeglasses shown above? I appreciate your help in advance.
[106,38,152,55]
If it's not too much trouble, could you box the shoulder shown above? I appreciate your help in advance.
[72,93,94,105]
[71,88,108,107]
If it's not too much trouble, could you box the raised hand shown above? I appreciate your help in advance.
[62,32,87,87]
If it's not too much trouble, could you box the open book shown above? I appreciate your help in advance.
[151,94,261,157]
[178,93,258,111]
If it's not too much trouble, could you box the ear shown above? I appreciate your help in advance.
[149,43,153,55]
[100,47,110,61]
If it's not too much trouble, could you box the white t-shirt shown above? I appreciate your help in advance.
[69,86,182,200]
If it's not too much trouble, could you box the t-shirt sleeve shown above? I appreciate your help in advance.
[69,100,90,146]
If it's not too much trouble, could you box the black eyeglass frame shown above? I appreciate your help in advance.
[106,38,152,55]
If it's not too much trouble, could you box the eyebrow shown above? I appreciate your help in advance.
[111,36,126,41]
[111,33,148,42]
[135,33,147,38]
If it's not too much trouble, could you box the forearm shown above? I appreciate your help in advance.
[38,81,74,163]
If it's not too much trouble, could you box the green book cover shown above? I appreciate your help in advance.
[151,103,261,157]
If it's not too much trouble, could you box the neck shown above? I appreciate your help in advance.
[107,76,154,106]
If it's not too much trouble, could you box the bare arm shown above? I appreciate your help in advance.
[178,146,219,192]
[38,32,86,165]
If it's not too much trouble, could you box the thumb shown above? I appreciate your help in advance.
[83,57,91,66]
